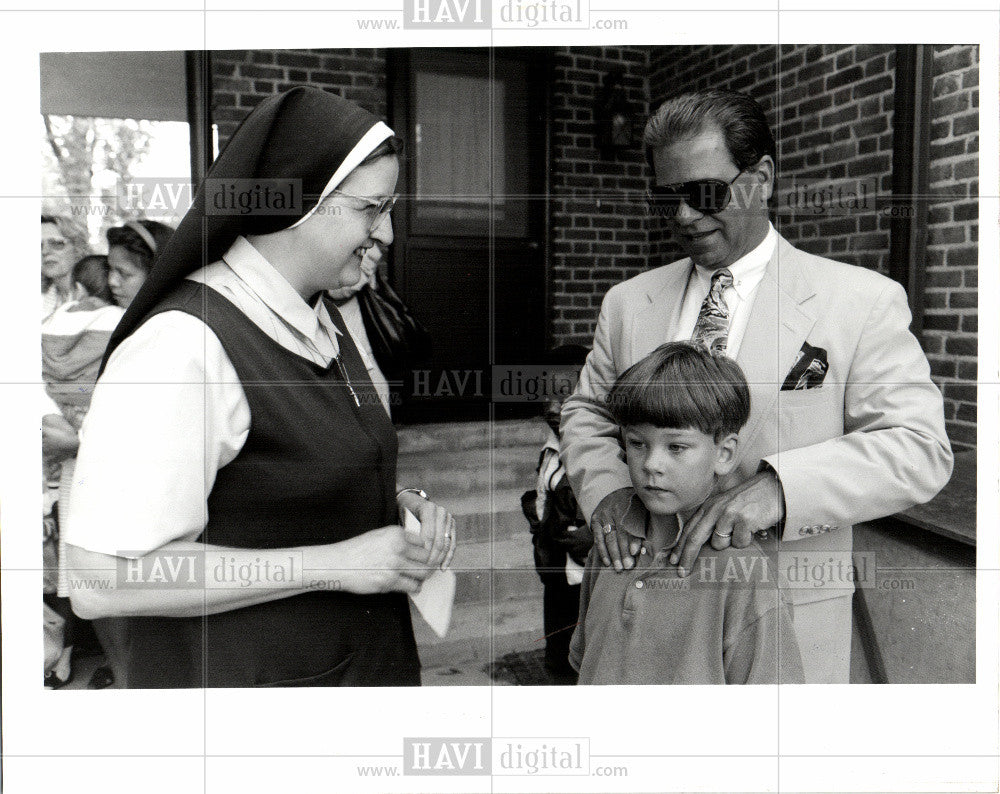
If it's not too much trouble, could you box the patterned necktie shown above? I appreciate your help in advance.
[691,268,734,355]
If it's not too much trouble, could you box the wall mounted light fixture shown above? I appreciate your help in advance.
[595,68,635,154]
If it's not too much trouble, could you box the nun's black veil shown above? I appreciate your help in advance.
[102,86,383,370]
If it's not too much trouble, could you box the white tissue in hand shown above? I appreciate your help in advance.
[403,508,455,637]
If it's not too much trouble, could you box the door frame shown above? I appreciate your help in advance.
[386,46,553,345]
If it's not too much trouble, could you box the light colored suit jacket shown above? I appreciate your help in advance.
[561,234,953,605]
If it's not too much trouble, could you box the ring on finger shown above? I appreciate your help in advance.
[713,529,734,539]
[603,525,614,536]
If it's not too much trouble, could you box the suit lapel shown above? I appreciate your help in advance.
[628,261,691,364]
[736,236,818,456]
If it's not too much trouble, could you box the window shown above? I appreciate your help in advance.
[40,51,195,249]
[41,115,191,248]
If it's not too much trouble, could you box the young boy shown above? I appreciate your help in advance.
[521,345,592,681]
[569,342,803,684]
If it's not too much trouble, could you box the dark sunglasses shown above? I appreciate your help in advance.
[648,170,745,217]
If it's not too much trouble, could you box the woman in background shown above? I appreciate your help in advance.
[42,253,122,688]
[41,214,89,321]
[106,220,175,309]
[41,214,93,687]
[327,245,392,415]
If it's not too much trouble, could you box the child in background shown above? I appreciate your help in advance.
[521,345,592,682]
[569,342,803,684]
[43,254,123,443]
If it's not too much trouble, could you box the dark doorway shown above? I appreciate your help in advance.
[388,47,550,423]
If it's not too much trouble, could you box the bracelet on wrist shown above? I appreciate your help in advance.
[396,488,428,502]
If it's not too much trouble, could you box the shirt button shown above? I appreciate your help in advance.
[635,580,644,589]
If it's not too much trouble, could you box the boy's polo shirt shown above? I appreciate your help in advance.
[569,504,804,685]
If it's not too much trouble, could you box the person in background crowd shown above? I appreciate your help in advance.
[41,214,89,321]
[327,245,391,416]
[521,344,592,683]
[41,216,90,687]
[42,253,123,688]
[43,219,172,688]
[106,220,176,310]
[70,254,115,305]
[43,254,123,452]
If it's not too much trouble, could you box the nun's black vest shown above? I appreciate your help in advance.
[111,281,420,687]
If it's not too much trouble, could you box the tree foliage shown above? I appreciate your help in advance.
[41,115,153,246]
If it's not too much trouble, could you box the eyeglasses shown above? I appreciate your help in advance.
[330,190,398,234]
[41,238,68,253]
[648,170,745,217]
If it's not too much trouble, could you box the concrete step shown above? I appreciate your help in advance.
[454,506,531,545]
[442,489,527,517]
[395,418,554,670]
[413,592,546,670]
[454,569,543,611]
[395,500,533,547]
[396,446,542,500]
[448,536,542,605]
[397,418,548,455]
[452,534,535,572]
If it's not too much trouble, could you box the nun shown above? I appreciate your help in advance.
[64,87,455,688]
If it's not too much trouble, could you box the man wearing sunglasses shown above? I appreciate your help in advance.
[561,89,952,683]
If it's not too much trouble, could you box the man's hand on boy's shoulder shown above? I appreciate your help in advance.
[671,469,786,577]
[590,486,643,572]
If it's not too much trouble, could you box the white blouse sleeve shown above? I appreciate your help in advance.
[64,311,250,558]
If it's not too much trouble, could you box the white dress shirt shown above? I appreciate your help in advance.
[65,236,374,557]
[673,223,776,357]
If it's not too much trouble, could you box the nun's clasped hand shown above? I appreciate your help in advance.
[333,525,437,595]
[397,490,457,571]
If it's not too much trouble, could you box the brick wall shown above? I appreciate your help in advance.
[773,44,897,273]
[923,44,979,451]
[210,49,387,149]
[549,46,651,343]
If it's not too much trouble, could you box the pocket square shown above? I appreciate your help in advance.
[781,342,828,391]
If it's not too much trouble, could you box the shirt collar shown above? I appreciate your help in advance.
[617,493,690,560]
[221,235,342,342]
[618,493,681,541]
[693,222,776,300]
